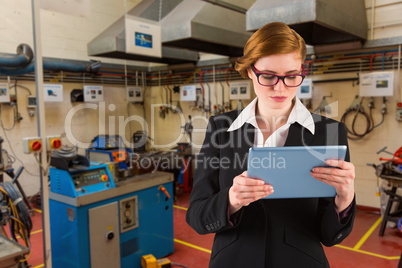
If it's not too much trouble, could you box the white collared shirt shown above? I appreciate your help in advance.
[227,97,315,147]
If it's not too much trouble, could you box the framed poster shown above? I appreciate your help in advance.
[127,86,144,102]
[359,71,394,97]
[44,84,63,102]
[125,15,162,58]
[180,85,196,101]
[84,85,104,102]
[296,78,313,99]
[229,81,251,100]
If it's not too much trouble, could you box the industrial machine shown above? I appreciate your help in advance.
[86,135,136,179]
[86,135,133,164]
[0,181,31,268]
[367,146,402,236]
[49,148,174,268]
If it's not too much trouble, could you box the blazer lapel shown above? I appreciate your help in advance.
[232,122,255,162]
[284,122,314,147]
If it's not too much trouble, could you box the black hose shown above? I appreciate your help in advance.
[1,182,32,235]
[341,99,385,141]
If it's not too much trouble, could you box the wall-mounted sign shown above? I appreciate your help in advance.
[0,83,10,103]
[180,85,196,101]
[297,78,313,99]
[359,71,394,97]
[125,15,162,58]
[229,81,251,100]
[84,85,104,102]
[127,86,144,102]
[44,84,63,102]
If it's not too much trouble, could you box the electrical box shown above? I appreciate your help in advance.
[396,102,402,121]
[46,135,62,151]
[0,83,11,103]
[27,95,37,108]
[23,137,42,154]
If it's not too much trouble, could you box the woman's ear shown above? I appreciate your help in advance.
[247,68,253,79]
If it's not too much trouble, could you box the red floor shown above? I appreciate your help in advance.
[9,192,402,268]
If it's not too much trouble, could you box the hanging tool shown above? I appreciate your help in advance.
[378,146,402,165]
[314,94,332,114]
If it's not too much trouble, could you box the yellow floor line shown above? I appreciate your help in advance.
[27,208,400,262]
[174,238,211,254]
[353,217,382,250]
[33,264,44,268]
[14,229,42,240]
[173,205,188,211]
[335,244,400,260]
[31,229,43,235]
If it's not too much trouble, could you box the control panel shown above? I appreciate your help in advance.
[49,164,115,198]
[71,167,110,190]
[119,196,139,233]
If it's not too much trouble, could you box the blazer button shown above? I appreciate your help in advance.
[209,223,215,230]
[336,233,343,240]
[206,225,211,231]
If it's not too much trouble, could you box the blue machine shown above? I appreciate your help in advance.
[86,135,134,175]
[49,160,174,268]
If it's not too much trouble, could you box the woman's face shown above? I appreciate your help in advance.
[248,52,303,111]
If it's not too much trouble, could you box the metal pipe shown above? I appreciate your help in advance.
[398,44,401,101]
[31,0,51,266]
[220,70,224,108]
[0,44,33,67]
[371,0,375,40]
[0,60,100,76]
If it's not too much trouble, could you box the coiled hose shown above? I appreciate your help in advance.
[0,181,32,239]
[340,97,386,141]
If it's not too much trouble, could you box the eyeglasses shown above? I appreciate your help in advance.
[251,65,305,87]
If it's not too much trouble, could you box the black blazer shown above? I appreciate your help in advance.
[186,110,356,268]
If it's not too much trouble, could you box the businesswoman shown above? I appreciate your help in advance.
[186,22,356,268]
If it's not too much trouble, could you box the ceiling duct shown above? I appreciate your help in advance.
[246,0,368,50]
[160,0,252,57]
[87,0,199,64]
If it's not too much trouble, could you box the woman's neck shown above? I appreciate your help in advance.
[255,98,295,133]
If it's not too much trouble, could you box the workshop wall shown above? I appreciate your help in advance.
[0,0,402,208]
[147,74,402,208]
[0,0,144,66]
[0,81,142,196]
[365,0,402,39]
[308,76,402,208]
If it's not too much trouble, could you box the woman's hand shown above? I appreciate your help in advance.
[311,160,355,212]
[228,171,274,215]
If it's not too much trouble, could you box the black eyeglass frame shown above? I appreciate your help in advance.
[251,65,306,87]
